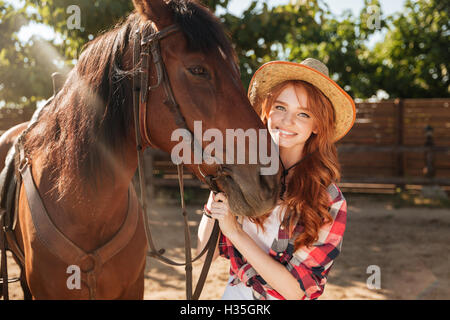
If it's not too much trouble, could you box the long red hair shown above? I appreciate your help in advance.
[250,80,341,250]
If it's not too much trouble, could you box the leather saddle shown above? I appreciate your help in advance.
[0,137,22,299]
[0,145,19,233]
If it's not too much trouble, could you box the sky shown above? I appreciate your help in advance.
[9,0,407,46]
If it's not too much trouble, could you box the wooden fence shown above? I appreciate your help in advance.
[336,99,450,192]
[145,98,450,195]
[1,98,449,195]
[0,108,35,135]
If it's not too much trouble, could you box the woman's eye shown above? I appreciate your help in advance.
[275,105,285,111]
[188,66,209,77]
[297,112,310,118]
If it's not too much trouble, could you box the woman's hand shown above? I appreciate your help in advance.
[209,192,242,239]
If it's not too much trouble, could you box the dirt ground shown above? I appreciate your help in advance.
[4,194,450,300]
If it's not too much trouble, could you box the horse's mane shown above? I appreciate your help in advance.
[23,0,236,199]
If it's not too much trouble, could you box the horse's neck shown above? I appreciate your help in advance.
[29,140,138,252]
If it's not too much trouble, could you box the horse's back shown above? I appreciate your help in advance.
[0,122,29,173]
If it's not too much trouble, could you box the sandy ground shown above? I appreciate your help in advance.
[4,194,450,300]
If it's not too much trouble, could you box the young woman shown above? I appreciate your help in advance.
[196,58,356,300]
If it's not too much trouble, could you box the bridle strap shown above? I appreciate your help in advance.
[139,25,189,148]
[132,24,221,300]
[141,24,180,46]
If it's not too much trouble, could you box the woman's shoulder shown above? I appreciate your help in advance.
[327,182,345,203]
[326,182,347,220]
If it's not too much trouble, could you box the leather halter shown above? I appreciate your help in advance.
[132,24,221,300]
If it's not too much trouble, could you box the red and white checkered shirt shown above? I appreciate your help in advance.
[217,183,347,300]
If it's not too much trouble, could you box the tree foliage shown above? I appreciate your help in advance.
[370,0,449,98]
[0,1,56,108]
[0,0,448,110]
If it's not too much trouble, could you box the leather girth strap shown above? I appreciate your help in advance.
[18,155,139,300]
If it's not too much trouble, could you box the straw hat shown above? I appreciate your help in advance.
[248,58,356,142]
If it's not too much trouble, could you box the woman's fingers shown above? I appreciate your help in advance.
[210,210,225,221]
[210,206,227,215]
[211,201,226,210]
[213,192,228,203]
[211,192,230,221]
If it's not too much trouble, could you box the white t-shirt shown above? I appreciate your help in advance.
[221,205,286,300]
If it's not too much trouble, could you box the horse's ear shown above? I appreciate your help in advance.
[133,0,172,27]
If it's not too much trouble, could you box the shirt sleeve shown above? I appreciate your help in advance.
[286,187,347,300]
[218,232,230,259]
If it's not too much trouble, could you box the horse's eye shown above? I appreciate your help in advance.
[188,66,209,77]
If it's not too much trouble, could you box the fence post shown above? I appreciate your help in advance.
[424,125,435,179]
[421,124,448,200]
[394,98,405,191]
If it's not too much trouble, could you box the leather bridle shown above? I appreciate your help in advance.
[131,23,222,300]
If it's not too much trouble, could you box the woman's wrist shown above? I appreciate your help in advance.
[223,222,244,242]
[203,205,213,219]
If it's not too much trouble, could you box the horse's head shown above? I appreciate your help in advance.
[131,0,280,217]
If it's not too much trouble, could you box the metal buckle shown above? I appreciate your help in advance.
[18,157,29,174]
[0,277,20,284]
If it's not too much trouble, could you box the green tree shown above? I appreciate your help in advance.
[220,0,386,99]
[0,1,57,109]
[25,0,135,59]
[0,0,232,109]
[283,0,387,99]
[370,0,449,98]
[1,0,448,111]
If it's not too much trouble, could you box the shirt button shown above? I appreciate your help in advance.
[280,225,285,230]
[278,252,283,257]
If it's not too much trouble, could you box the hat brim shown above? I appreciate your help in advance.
[248,61,356,142]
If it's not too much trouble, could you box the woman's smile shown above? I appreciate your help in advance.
[276,127,298,138]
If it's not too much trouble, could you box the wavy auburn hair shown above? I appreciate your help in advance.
[250,80,341,250]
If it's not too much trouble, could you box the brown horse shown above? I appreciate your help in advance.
[0,123,29,169]
[1,0,279,299]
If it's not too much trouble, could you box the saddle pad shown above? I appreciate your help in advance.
[0,145,19,231]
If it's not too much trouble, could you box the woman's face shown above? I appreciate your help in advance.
[267,84,317,151]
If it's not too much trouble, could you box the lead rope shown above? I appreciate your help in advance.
[177,165,222,300]
[177,164,192,299]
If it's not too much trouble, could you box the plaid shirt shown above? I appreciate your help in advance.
[218,183,347,300]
